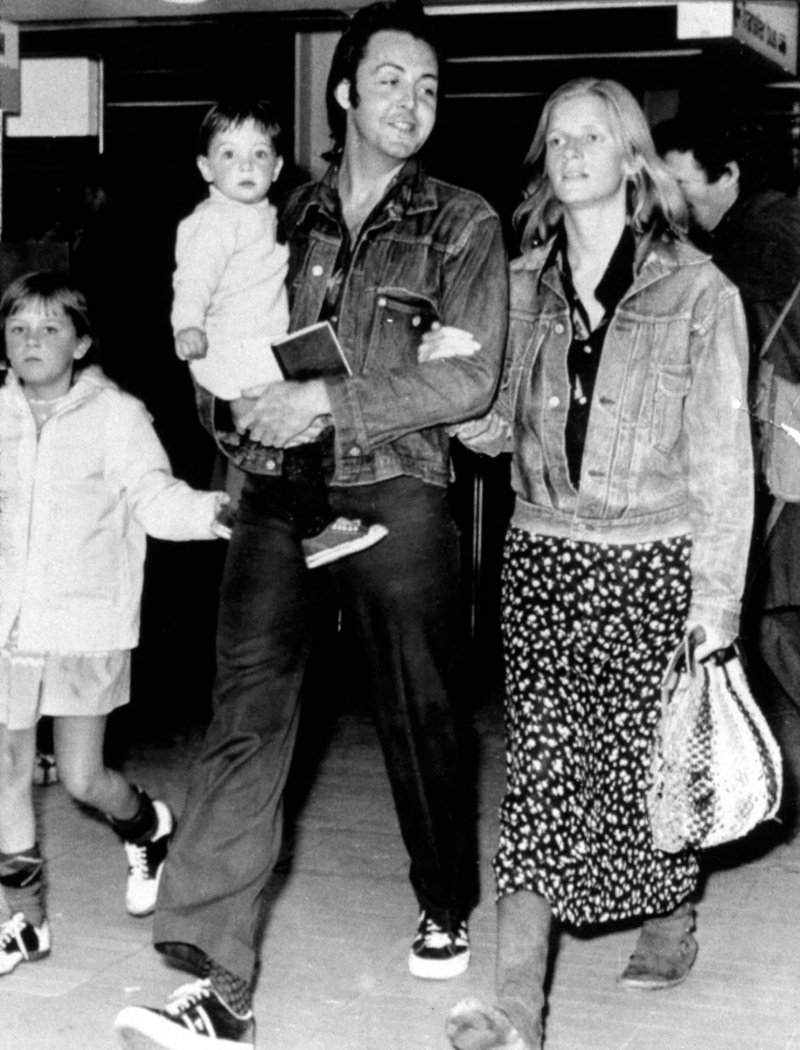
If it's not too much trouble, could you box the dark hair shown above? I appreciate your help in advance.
[652,112,768,195]
[325,0,442,151]
[0,271,98,376]
[197,99,284,159]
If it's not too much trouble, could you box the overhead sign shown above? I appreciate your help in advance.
[733,0,797,74]
[0,21,20,114]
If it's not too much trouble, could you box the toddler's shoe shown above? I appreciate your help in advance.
[115,978,255,1049]
[124,799,174,917]
[0,912,50,975]
[302,517,388,569]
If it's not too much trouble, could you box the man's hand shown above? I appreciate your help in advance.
[175,327,208,361]
[235,379,333,447]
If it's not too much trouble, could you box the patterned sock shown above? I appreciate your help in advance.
[0,846,45,927]
[107,785,158,844]
[206,960,253,1015]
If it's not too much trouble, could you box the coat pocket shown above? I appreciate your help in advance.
[651,365,691,453]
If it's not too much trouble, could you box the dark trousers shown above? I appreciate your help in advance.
[154,475,477,983]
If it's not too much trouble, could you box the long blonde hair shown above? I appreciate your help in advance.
[514,78,687,251]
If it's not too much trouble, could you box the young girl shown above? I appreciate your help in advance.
[0,272,227,974]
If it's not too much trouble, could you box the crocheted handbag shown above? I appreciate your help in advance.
[647,639,783,853]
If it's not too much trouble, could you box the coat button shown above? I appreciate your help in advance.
[554,323,565,334]
[348,446,361,457]
[377,297,387,307]
[266,459,277,471]
[548,396,560,408]
[311,265,324,277]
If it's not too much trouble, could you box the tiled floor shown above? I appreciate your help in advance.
[2,676,800,1050]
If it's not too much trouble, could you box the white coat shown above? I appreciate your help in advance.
[0,366,220,653]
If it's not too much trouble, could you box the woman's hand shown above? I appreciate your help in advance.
[418,323,481,363]
[686,622,730,663]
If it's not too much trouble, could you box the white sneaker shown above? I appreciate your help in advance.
[124,799,174,917]
[0,912,50,975]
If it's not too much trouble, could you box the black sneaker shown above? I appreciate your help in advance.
[114,978,255,1050]
[124,799,174,917]
[0,912,51,975]
[408,910,471,980]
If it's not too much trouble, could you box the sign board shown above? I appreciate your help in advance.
[0,21,20,114]
[733,0,797,75]
[6,57,100,137]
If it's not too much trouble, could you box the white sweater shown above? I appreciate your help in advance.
[0,367,220,652]
[171,186,290,399]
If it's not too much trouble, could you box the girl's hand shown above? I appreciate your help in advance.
[418,323,481,363]
[210,492,233,540]
[175,327,208,361]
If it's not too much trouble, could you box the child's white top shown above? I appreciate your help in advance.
[172,185,290,399]
[0,366,221,653]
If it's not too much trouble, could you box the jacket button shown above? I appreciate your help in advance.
[412,315,421,327]
[377,297,387,307]
[548,396,560,408]
[554,323,565,334]
[311,265,324,277]
[266,459,277,470]
[348,445,361,457]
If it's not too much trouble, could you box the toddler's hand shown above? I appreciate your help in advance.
[176,327,208,361]
[418,323,481,363]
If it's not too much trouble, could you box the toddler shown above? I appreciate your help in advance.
[172,99,386,567]
[0,271,228,974]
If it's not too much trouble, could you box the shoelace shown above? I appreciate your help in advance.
[329,517,363,535]
[124,841,152,879]
[0,913,27,948]
[418,918,453,950]
[164,978,213,1016]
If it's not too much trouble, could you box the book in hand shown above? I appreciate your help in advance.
[271,321,352,381]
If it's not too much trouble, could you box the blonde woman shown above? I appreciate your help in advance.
[430,79,753,1050]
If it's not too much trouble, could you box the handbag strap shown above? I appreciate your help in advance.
[759,274,800,360]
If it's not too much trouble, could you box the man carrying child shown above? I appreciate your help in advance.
[115,3,508,1047]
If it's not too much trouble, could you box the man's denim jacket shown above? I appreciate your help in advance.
[458,232,754,641]
[195,160,508,487]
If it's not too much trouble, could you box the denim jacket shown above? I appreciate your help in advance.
[275,159,509,487]
[459,232,753,640]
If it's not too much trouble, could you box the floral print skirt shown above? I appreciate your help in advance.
[493,527,699,927]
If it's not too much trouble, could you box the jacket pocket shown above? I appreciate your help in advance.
[651,365,692,453]
[367,288,440,370]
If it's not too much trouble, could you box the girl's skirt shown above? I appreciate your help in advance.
[0,622,130,731]
[493,527,699,926]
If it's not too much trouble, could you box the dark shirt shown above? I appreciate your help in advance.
[547,225,636,488]
[709,189,800,384]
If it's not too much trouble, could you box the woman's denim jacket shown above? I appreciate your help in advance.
[460,232,754,640]
[196,159,509,488]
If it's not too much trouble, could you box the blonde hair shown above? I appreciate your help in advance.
[514,78,688,251]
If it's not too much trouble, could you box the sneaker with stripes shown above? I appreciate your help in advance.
[114,978,255,1050]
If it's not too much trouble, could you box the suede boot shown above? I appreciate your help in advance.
[446,890,551,1050]
[619,900,698,990]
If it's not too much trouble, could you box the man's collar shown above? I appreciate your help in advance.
[313,157,436,220]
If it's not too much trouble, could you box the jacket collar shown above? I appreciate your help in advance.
[517,225,710,300]
[2,364,116,413]
[292,157,438,231]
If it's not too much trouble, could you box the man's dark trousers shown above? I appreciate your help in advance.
[153,473,476,983]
